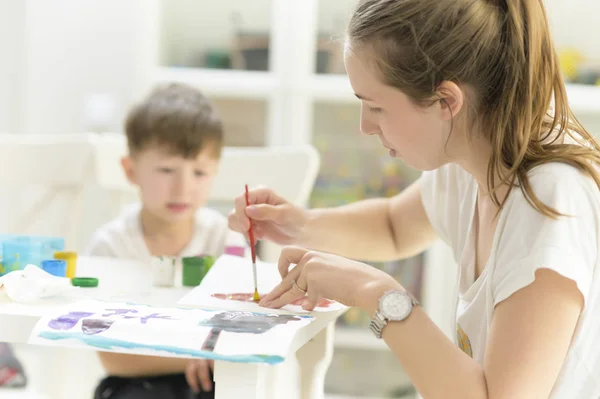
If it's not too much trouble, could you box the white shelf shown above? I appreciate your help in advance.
[155,67,277,99]
[334,327,389,351]
[155,68,600,115]
[309,74,600,115]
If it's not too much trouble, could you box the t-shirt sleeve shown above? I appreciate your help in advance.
[492,164,598,307]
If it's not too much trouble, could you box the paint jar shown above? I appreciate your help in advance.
[224,246,245,257]
[54,251,78,279]
[41,259,67,277]
[182,256,209,287]
[152,256,176,287]
[1,236,65,276]
[202,255,216,271]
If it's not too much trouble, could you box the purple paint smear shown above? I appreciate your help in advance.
[48,312,94,330]
[103,309,174,324]
[102,309,138,317]
[48,308,177,335]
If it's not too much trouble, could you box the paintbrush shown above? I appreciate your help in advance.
[245,184,260,302]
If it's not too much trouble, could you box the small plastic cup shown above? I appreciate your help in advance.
[41,259,67,277]
[54,251,78,279]
[152,256,176,287]
[224,246,245,257]
[182,256,209,287]
[1,235,65,276]
[202,255,216,271]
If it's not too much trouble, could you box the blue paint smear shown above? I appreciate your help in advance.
[38,331,284,365]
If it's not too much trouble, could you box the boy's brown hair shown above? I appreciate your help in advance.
[125,82,223,158]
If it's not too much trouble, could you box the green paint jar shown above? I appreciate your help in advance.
[202,255,216,272]
[182,256,207,287]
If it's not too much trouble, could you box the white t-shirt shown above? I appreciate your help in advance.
[84,203,248,263]
[420,162,600,397]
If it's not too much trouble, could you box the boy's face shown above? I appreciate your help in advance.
[122,145,219,223]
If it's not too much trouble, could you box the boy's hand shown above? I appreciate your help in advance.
[185,359,214,393]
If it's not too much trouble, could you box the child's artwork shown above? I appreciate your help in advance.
[28,300,313,365]
[178,255,347,313]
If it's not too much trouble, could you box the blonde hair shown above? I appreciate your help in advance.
[348,0,600,217]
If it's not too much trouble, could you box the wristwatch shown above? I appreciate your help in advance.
[369,289,419,339]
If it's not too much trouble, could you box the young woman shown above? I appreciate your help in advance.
[229,0,600,397]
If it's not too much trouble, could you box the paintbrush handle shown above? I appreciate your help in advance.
[245,184,259,295]
[245,184,258,263]
[247,220,257,263]
[252,262,258,289]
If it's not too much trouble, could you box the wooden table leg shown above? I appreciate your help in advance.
[296,322,335,399]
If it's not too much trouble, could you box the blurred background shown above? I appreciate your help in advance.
[0,0,598,398]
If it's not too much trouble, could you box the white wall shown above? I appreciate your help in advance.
[4,0,158,135]
[545,0,600,57]
[0,0,27,133]
[0,0,161,256]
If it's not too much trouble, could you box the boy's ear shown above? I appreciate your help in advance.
[436,81,464,121]
[120,156,137,185]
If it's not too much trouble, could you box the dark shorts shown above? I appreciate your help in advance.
[93,373,215,399]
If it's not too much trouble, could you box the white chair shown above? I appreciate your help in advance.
[0,133,93,249]
[0,134,99,399]
[90,132,321,262]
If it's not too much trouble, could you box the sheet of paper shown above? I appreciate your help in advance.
[178,254,346,313]
[29,299,313,364]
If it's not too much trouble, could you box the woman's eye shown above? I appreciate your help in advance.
[194,170,206,177]
[158,167,174,174]
[369,107,383,114]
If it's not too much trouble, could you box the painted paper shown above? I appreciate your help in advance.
[29,299,313,364]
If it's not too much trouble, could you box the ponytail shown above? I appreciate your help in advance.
[489,0,600,217]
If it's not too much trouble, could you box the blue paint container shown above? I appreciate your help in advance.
[41,259,67,277]
[1,235,65,276]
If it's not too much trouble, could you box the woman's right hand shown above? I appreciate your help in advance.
[228,186,309,246]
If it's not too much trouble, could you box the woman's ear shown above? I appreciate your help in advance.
[436,81,464,120]
[120,156,137,185]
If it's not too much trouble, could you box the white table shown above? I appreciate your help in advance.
[0,256,345,399]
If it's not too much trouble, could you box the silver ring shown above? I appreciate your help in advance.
[292,279,307,294]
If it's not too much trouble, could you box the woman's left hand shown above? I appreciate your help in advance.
[259,246,401,311]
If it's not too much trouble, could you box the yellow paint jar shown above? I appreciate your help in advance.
[54,251,77,279]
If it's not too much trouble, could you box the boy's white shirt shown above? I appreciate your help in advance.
[421,162,600,398]
[84,203,249,264]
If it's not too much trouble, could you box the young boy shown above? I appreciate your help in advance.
[85,83,247,399]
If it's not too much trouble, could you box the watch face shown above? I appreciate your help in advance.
[380,290,412,321]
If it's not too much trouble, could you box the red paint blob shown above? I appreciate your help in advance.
[211,293,258,302]
[211,293,335,308]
